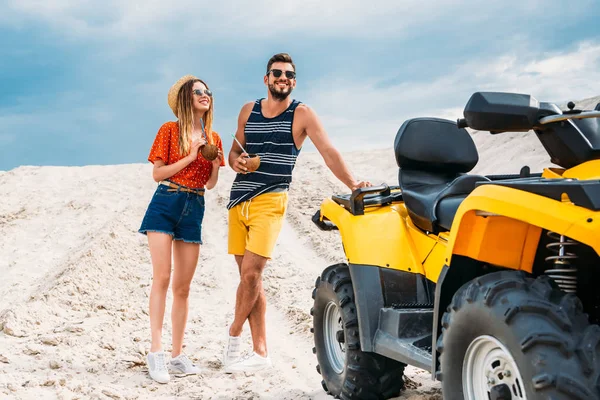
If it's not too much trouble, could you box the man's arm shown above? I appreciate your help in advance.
[228,102,254,173]
[298,105,371,191]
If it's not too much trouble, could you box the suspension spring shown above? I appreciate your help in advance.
[544,231,579,293]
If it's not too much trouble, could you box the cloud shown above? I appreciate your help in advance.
[470,41,600,101]
[3,1,443,39]
[4,0,596,42]
[301,40,600,151]
[1,0,598,171]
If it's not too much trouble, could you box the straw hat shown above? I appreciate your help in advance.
[167,74,198,118]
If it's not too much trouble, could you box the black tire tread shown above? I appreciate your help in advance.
[313,264,406,399]
[437,271,600,400]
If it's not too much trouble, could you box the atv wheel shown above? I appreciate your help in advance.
[437,270,600,400]
[311,264,406,399]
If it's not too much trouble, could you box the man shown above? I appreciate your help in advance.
[223,53,371,373]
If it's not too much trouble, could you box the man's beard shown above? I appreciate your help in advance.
[268,82,293,101]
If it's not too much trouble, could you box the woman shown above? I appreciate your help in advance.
[138,75,225,384]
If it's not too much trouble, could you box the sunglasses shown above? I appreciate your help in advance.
[268,69,296,79]
[193,89,213,97]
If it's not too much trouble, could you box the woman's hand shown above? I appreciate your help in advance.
[188,138,206,161]
[212,150,223,168]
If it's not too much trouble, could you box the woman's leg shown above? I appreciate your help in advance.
[171,240,200,357]
[147,232,173,353]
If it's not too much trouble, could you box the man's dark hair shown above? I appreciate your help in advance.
[266,53,296,73]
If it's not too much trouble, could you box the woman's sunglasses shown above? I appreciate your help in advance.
[193,89,213,97]
[268,69,296,79]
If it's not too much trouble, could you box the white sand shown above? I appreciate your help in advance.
[1,96,597,399]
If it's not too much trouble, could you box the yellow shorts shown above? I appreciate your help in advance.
[228,191,288,259]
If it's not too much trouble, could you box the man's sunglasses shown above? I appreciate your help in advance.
[268,69,296,79]
[193,89,213,97]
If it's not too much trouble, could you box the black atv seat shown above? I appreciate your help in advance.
[394,117,490,233]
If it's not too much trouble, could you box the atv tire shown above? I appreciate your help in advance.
[437,270,600,400]
[311,263,406,400]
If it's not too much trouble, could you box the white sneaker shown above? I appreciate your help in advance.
[147,351,170,384]
[169,353,202,376]
[224,351,272,374]
[222,334,242,366]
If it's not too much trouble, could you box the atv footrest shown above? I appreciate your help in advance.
[372,307,433,371]
[391,302,434,309]
[373,331,432,372]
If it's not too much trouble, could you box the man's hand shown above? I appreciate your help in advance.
[232,152,249,173]
[351,180,372,191]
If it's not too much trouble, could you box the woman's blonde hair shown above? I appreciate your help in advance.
[176,79,214,156]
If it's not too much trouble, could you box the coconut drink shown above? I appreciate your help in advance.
[199,119,219,161]
[201,143,219,161]
[230,133,261,173]
[244,154,261,172]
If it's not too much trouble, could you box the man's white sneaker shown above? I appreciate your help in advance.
[169,353,202,376]
[147,351,170,384]
[222,334,242,366]
[224,351,272,374]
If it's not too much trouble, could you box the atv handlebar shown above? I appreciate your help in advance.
[457,111,600,129]
[538,110,600,125]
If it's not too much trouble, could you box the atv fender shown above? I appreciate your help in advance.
[319,198,429,275]
[444,183,600,273]
[431,182,600,378]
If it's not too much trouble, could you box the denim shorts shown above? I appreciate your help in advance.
[138,183,206,244]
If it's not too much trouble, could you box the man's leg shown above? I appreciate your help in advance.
[225,192,287,372]
[229,250,268,356]
[233,254,268,356]
[224,203,248,366]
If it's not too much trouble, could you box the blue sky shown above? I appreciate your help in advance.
[1,0,599,171]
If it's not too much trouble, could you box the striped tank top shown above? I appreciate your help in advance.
[227,98,302,209]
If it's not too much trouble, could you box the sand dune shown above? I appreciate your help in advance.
[0,158,441,400]
[1,96,597,399]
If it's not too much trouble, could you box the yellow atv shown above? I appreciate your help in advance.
[310,92,600,400]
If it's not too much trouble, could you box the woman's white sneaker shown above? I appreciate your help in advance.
[147,351,170,384]
[224,351,272,373]
[169,353,202,375]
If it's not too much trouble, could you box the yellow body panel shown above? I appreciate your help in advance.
[422,240,448,281]
[320,199,433,274]
[320,159,600,284]
[542,167,565,178]
[442,184,600,281]
[541,160,600,180]
[563,160,600,179]
[406,218,438,264]
[451,213,541,272]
